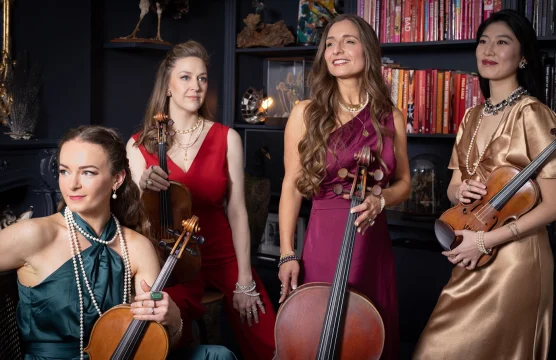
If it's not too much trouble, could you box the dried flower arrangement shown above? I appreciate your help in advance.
[4,52,42,140]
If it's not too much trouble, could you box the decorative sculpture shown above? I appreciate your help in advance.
[112,0,190,45]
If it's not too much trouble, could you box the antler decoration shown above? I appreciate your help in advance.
[332,146,384,200]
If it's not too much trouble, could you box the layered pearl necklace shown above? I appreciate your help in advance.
[63,207,132,360]
[465,87,528,176]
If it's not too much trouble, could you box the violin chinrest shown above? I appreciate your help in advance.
[434,219,455,251]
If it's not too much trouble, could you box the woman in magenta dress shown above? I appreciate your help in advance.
[127,40,276,360]
[278,14,411,360]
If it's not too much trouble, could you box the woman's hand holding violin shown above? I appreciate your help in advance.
[442,229,483,270]
[130,280,182,336]
[456,179,487,204]
[351,194,383,235]
[139,165,170,191]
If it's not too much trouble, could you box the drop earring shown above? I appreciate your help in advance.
[166,89,172,97]
[519,59,527,69]
[112,189,117,200]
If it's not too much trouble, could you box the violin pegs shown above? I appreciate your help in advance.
[337,168,355,179]
[168,119,175,126]
[167,130,176,136]
[368,169,384,181]
[371,185,382,196]
[333,184,349,195]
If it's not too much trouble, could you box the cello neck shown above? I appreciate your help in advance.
[110,249,180,360]
[316,196,362,360]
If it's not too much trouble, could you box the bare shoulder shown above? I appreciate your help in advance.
[286,100,311,133]
[1,214,62,252]
[121,226,155,254]
[391,106,405,128]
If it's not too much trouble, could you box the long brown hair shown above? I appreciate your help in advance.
[135,40,212,153]
[56,126,149,236]
[296,14,393,198]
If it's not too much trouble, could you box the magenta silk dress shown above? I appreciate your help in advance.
[301,105,400,360]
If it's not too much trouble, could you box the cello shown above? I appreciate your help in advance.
[274,146,385,360]
[141,111,202,282]
[85,216,204,359]
[435,128,556,267]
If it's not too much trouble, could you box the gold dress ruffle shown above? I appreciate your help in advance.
[413,96,556,360]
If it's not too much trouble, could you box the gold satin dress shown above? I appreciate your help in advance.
[413,96,556,360]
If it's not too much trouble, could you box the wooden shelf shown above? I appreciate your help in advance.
[386,209,437,230]
[234,123,286,130]
[407,133,456,139]
[235,36,556,57]
[236,45,319,57]
[103,42,172,51]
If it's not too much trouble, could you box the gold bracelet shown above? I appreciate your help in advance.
[508,223,521,241]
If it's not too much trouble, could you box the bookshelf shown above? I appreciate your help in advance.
[221,0,556,231]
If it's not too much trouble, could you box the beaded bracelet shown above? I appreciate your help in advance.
[280,251,295,260]
[278,254,299,267]
[475,231,492,255]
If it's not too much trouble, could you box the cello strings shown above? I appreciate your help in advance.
[319,196,360,358]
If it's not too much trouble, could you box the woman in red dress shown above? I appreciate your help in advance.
[126,40,276,360]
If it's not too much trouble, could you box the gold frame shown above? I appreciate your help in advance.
[0,0,12,124]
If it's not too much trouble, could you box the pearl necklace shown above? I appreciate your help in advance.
[465,106,508,176]
[339,93,369,113]
[172,116,203,134]
[63,208,132,360]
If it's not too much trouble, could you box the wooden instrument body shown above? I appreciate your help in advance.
[438,165,539,266]
[141,181,201,282]
[274,283,384,360]
[84,305,168,360]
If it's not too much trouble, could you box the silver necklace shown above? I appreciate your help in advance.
[483,86,528,116]
[63,208,132,360]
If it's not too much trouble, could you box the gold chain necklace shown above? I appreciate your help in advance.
[174,119,204,163]
[173,116,203,134]
[339,93,369,113]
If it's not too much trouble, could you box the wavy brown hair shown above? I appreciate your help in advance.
[57,125,150,237]
[135,40,212,154]
[297,14,394,198]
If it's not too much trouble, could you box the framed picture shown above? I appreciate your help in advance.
[257,213,306,258]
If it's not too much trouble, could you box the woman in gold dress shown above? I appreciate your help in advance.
[413,10,556,359]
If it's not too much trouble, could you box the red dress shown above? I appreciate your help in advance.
[132,122,276,360]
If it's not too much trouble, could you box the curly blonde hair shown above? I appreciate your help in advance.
[135,40,212,154]
[296,14,393,198]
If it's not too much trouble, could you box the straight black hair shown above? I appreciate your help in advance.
[476,9,544,104]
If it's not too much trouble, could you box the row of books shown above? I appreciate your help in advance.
[382,65,483,134]
[542,52,556,112]
[358,0,555,43]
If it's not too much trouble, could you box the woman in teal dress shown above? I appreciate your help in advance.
[0,125,235,360]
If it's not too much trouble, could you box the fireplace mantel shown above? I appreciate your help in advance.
[0,139,59,216]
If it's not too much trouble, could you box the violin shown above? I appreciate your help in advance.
[141,112,202,282]
[85,216,204,359]
[274,146,384,360]
[435,128,556,267]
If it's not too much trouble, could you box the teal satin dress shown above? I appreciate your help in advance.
[16,212,123,360]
